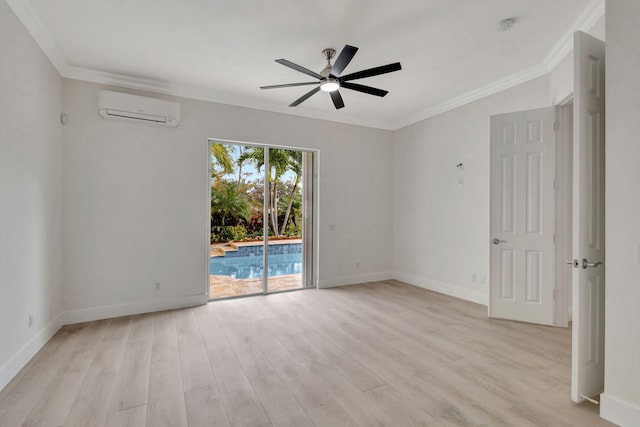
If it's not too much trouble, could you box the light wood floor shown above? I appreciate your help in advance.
[0,281,616,427]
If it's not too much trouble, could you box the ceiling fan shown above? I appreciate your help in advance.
[260,44,401,110]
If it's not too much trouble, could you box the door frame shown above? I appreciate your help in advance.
[206,138,320,299]
[554,95,574,327]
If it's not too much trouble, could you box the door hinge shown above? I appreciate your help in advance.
[554,121,559,132]
[553,233,556,244]
[553,289,558,300]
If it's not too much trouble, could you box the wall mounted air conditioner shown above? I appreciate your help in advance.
[98,90,180,127]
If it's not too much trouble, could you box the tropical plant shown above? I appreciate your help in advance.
[279,150,302,235]
[245,214,264,236]
[210,143,234,182]
[211,181,250,227]
[211,225,247,242]
[238,147,302,236]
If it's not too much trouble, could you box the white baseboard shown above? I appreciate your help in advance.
[392,272,488,306]
[62,294,209,324]
[0,313,63,393]
[318,271,393,289]
[601,393,640,426]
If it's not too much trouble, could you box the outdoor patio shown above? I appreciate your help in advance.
[209,240,303,299]
[209,273,302,299]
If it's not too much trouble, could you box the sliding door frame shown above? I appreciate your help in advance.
[206,138,319,299]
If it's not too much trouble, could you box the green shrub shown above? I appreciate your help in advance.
[285,224,302,236]
[212,225,246,242]
[232,225,247,241]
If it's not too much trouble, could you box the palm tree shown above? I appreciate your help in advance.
[211,181,250,226]
[280,150,302,235]
[210,143,234,183]
[277,187,302,234]
[239,147,292,236]
[235,145,246,190]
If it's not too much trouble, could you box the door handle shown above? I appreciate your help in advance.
[581,259,603,269]
[492,238,506,245]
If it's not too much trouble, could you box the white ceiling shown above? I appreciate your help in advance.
[8,0,603,130]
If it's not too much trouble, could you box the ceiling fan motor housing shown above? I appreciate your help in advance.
[322,48,336,61]
[321,48,336,77]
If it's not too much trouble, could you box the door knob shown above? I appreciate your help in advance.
[492,238,506,245]
[581,259,603,269]
[566,259,579,268]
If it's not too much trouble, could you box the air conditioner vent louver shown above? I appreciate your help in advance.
[98,90,180,127]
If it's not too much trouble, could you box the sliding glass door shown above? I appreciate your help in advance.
[208,141,314,300]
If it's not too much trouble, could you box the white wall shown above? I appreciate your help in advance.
[392,76,552,304]
[600,1,640,425]
[62,80,393,321]
[391,15,606,307]
[0,0,63,390]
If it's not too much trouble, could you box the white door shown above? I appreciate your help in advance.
[571,31,605,403]
[489,107,556,325]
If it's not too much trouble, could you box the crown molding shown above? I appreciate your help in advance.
[7,0,605,132]
[543,0,605,72]
[392,63,549,130]
[393,0,605,130]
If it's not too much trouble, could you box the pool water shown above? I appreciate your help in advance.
[210,246,302,279]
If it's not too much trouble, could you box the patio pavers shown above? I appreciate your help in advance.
[209,273,303,299]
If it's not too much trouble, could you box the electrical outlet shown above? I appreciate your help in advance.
[28,315,33,328]
[471,273,477,282]
[479,275,486,285]
[155,282,161,290]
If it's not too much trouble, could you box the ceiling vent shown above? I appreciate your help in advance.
[98,90,180,127]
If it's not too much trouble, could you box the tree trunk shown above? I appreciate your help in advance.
[280,179,299,235]
[270,181,279,236]
[236,147,244,190]
[236,163,243,190]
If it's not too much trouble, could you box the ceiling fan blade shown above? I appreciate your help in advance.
[260,82,319,89]
[330,90,345,109]
[289,86,321,107]
[341,82,388,97]
[276,59,325,80]
[340,62,402,82]
[330,45,358,77]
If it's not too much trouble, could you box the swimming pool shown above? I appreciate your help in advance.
[210,244,302,279]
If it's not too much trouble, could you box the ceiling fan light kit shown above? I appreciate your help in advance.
[320,79,340,92]
[260,44,401,110]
